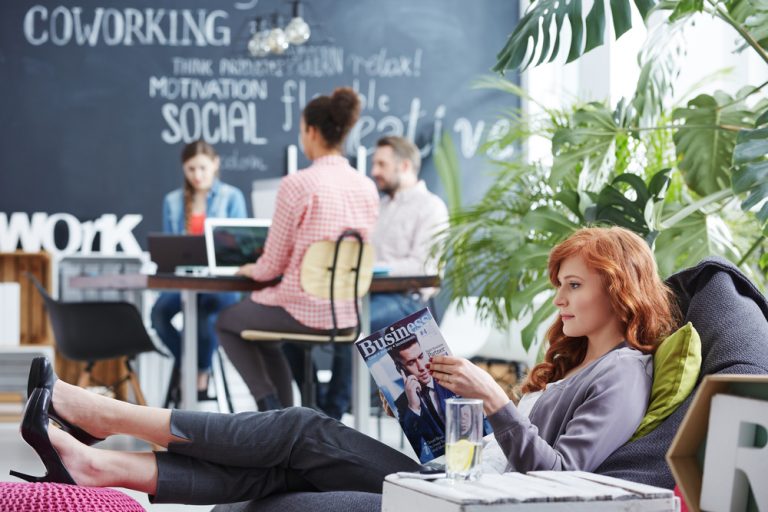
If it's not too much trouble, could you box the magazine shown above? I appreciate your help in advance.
[355,307,490,463]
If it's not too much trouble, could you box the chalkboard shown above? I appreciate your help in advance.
[0,0,519,252]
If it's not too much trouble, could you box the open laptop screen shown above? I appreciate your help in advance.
[204,219,271,275]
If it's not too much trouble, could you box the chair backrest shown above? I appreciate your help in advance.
[596,257,768,488]
[299,230,374,340]
[27,273,158,362]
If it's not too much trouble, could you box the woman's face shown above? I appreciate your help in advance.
[553,255,620,343]
[183,154,219,192]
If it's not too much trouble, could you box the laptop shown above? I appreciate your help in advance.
[147,234,207,274]
[204,218,271,276]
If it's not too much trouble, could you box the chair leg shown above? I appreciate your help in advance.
[163,367,180,409]
[216,347,235,413]
[125,360,147,407]
[302,345,317,409]
[77,363,93,388]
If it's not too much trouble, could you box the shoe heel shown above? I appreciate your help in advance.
[9,470,42,483]
[16,388,77,485]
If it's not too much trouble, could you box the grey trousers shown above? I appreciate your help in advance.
[216,299,328,405]
[152,408,420,505]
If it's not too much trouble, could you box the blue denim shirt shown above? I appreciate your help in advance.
[162,179,248,233]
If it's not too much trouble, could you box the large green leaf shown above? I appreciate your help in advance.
[673,92,755,196]
[555,189,585,221]
[726,0,768,52]
[585,169,671,243]
[522,208,581,234]
[493,0,655,73]
[732,110,768,231]
[654,210,742,277]
[631,19,689,125]
[551,103,620,189]
[668,0,704,21]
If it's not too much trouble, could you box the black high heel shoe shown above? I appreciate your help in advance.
[27,357,105,446]
[10,387,76,484]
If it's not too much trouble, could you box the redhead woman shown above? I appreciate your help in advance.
[13,226,679,505]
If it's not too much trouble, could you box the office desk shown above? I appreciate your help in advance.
[70,273,440,433]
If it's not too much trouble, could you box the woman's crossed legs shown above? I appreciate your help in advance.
[48,380,419,505]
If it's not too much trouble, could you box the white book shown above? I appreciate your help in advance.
[0,282,20,346]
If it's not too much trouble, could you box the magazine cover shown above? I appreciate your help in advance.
[355,307,489,463]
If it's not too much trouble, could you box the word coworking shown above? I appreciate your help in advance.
[23,6,230,47]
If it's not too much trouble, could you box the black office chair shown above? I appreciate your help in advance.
[27,273,164,405]
[240,229,373,409]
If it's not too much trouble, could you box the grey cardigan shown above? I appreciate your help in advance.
[488,344,652,473]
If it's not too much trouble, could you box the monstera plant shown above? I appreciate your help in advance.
[436,0,768,352]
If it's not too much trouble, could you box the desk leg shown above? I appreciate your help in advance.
[352,295,371,433]
[180,290,198,411]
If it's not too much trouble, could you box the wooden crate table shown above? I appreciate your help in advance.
[382,471,678,512]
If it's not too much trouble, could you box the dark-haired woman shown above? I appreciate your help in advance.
[215,87,379,411]
[15,226,681,506]
[151,140,247,405]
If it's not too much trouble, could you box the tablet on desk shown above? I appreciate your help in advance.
[204,218,271,276]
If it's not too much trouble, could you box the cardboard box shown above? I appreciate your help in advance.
[666,374,768,512]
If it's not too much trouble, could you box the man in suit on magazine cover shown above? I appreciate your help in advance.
[389,336,453,458]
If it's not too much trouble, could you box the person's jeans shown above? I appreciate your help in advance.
[285,292,425,419]
[369,292,427,333]
[151,291,240,371]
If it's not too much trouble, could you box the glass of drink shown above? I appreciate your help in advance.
[445,398,483,480]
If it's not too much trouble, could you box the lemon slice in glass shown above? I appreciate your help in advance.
[446,439,476,472]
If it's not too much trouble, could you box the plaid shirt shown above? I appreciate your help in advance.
[250,155,380,329]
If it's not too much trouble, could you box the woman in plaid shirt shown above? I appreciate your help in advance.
[216,87,379,411]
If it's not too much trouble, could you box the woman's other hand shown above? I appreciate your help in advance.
[428,356,510,415]
[235,263,257,278]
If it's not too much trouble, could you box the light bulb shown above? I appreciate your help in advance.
[285,17,310,45]
[248,32,270,57]
[267,27,289,54]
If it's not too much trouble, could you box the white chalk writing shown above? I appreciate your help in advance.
[24,6,230,47]
[349,49,422,78]
[149,76,268,101]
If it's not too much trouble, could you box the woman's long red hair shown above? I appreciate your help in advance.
[521,226,680,393]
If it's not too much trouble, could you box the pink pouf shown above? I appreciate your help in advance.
[0,482,145,512]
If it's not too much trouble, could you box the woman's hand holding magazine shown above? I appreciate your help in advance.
[428,355,511,416]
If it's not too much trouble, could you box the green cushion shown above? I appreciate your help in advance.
[630,322,702,441]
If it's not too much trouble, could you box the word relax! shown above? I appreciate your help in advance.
[0,212,143,256]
